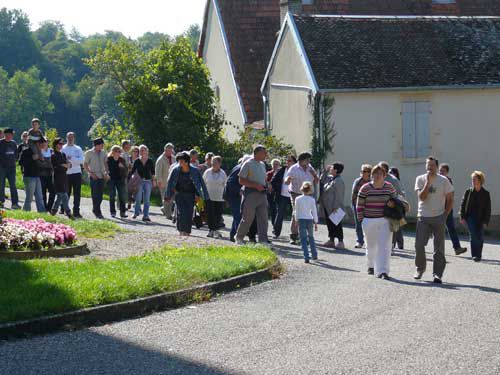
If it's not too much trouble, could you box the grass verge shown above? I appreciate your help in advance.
[0,245,277,324]
[3,210,121,239]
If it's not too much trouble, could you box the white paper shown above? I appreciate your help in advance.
[328,208,345,226]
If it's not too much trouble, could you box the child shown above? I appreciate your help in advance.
[28,118,44,159]
[295,181,318,263]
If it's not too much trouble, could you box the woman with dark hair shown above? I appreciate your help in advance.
[460,171,491,262]
[271,154,297,238]
[107,145,128,218]
[50,138,73,219]
[131,145,155,222]
[166,152,209,236]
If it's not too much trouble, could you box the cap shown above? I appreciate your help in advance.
[164,142,174,150]
[31,118,41,124]
[3,128,14,134]
[93,137,104,146]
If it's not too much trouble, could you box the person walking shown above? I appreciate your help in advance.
[267,159,281,229]
[285,152,319,245]
[439,163,467,255]
[189,149,200,168]
[203,155,227,239]
[166,152,209,236]
[357,163,397,280]
[127,146,140,210]
[156,143,175,219]
[225,155,252,242]
[39,138,55,212]
[62,132,84,218]
[199,152,214,174]
[50,138,73,219]
[460,171,491,262]
[319,162,346,249]
[388,166,405,251]
[17,131,29,160]
[295,181,319,263]
[0,128,20,209]
[19,137,45,212]
[131,145,156,222]
[351,164,372,248]
[271,155,296,238]
[414,157,454,284]
[235,145,270,245]
[107,145,129,218]
[84,137,109,219]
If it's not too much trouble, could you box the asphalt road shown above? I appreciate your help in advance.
[1,199,500,374]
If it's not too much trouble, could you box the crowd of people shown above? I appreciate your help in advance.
[0,119,493,284]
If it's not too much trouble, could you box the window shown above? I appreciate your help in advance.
[432,0,455,3]
[302,0,314,4]
[402,101,431,159]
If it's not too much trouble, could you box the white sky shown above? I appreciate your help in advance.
[1,0,207,38]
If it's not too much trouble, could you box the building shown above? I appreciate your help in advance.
[198,0,500,140]
[262,14,500,225]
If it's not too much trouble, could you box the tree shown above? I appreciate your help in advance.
[182,24,201,52]
[87,115,134,147]
[87,37,225,155]
[137,32,171,52]
[35,21,66,46]
[90,79,124,123]
[2,67,54,133]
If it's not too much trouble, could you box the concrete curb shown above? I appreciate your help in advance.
[0,260,282,340]
[0,243,89,260]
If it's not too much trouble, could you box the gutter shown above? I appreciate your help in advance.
[319,84,500,94]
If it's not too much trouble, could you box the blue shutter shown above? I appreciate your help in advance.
[415,101,431,158]
[402,102,416,159]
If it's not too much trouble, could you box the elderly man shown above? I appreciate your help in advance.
[0,128,20,209]
[285,152,319,245]
[84,138,109,219]
[236,145,270,245]
[62,132,84,218]
[156,142,175,219]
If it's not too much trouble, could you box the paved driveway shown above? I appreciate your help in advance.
[1,197,500,374]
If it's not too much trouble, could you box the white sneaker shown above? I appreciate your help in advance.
[336,241,345,249]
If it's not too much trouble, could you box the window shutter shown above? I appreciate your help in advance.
[415,101,431,158]
[402,102,416,159]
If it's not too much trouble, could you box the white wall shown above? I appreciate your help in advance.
[202,1,245,141]
[325,89,500,218]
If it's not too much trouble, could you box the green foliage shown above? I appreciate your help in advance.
[87,37,225,155]
[181,24,201,52]
[87,116,134,147]
[44,127,59,145]
[311,96,336,169]
[0,66,54,132]
[0,244,277,323]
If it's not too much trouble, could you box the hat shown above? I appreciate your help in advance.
[31,118,41,124]
[3,128,14,134]
[93,137,104,146]
[164,142,174,150]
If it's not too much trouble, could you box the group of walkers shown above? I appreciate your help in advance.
[0,121,492,284]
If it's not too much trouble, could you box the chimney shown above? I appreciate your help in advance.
[280,0,302,26]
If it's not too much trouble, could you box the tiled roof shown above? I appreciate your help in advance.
[199,1,500,123]
[294,16,500,90]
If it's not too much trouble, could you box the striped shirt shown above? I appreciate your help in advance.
[357,182,397,221]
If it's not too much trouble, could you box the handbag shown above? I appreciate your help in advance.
[128,173,142,195]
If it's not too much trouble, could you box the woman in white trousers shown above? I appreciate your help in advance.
[356,163,397,280]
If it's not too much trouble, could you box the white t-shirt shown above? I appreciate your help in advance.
[203,168,227,202]
[415,173,454,217]
[294,195,318,223]
[281,169,290,197]
[62,144,84,175]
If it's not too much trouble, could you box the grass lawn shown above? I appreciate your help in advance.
[3,210,121,239]
[0,245,277,324]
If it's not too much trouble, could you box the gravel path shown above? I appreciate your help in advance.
[3,193,500,374]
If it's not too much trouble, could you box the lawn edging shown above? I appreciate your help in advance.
[0,243,89,260]
[0,259,282,340]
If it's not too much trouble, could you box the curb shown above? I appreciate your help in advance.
[0,260,282,340]
[0,243,89,260]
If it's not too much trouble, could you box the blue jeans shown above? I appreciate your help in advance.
[467,217,484,259]
[446,209,462,249]
[135,180,152,218]
[352,203,364,245]
[228,193,242,240]
[299,219,317,260]
[0,166,19,205]
[23,176,45,212]
[52,192,70,213]
[273,195,291,237]
[108,179,127,215]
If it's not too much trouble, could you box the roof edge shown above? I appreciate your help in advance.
[319,84,500,93]
[299,15,500,20]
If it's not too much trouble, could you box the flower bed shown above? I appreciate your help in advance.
[0,219,77,252]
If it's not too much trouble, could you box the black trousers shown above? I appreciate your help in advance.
[206,200,224,231]
[40,175,55,212]
[67,173,82,214]
[175,192,195,234]
[273,195,291,237]
[324,207,343,241]
[90,178,105,216]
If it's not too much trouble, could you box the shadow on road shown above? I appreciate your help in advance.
[388,278,500,294]
[310,260,359,273]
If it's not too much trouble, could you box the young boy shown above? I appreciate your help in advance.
[28,118,45,159]
[295,181,318,263]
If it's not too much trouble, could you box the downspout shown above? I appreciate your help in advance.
[263,95,268,135]
[318,92,325,170]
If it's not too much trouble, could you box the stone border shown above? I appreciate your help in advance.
[0,243,89,260]
[0,260,282,340]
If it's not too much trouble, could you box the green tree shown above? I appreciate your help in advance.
[137,32,171,52]
[3,67,54,133]
[182,24,201,52]
[87,115,134,146]
[35,20,66,46]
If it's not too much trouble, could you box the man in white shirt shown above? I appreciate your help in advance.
[62,132,84,218]
[285,152,319,244]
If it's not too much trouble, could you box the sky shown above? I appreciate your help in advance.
[2,0,207,38]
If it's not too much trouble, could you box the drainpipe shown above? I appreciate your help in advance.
[263,95,268,135]
[318,93,325,169]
